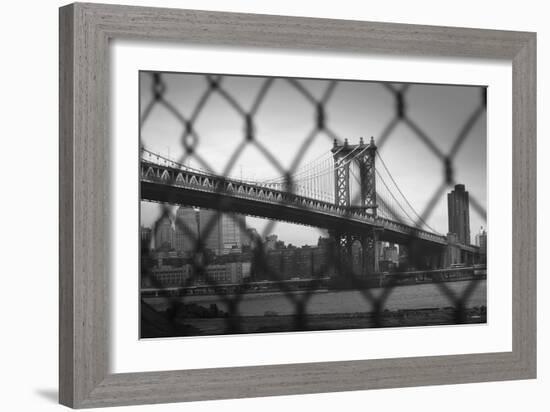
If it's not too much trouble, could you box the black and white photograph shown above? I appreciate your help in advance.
[139,71,488,338]
[1,0,544,410]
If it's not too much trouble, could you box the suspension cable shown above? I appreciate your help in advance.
[374,168,418,226]
[376,151,441,234]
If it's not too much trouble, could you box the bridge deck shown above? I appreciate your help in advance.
[141,160,451,247]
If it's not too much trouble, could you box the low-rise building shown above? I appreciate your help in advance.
[143,265,193,288]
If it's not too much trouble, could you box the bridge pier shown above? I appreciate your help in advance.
[329,228,379,282]
[424,253,442,270]
[443,233,461,267]
[330,231,354,278]
[330,137,380,282]
[360,229,379,276]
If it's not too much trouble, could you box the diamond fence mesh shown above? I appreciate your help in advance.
[139,71,487,337]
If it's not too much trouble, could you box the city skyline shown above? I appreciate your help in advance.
[142,183,488,253]
[145,206,248,254]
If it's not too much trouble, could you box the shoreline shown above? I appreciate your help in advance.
[141,306,487,338]
[141,275,486,299]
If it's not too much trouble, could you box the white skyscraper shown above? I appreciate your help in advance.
[154,215,174,250]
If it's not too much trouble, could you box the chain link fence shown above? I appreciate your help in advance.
[139,71,487,338]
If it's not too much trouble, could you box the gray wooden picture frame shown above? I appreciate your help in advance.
[59,2,536,408]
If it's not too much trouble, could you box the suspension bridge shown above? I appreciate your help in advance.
[140,137,481,274]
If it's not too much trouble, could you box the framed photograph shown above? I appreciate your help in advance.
[59,2,536,408]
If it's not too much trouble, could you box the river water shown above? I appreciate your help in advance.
[145,279,486,316]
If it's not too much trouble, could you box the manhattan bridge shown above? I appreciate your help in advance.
[140,136,481,278]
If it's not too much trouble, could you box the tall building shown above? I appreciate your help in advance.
[175,206,199,254]
[241,227,259,249]
[221,213,245,254]
[479,231,487,254]
[140,226,152,252]
[475,227,487,262]
[447,184,471,245]
[475,227,487,247]
[195,209,246,255]
[265,234,278,251]
[199,209,222,255]
[154,215,174,251]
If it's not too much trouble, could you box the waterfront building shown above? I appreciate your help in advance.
[295,247,314,279]
[264,249,283,281]
[226,261,252,283]
[142,260,252,288]
[281,248,296,280]
[143,265,193,288]
[260,242,334,281]
[312,243,333,277]
[200,263,228,284]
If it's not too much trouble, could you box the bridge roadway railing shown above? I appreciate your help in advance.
[141,160,447,245]
[376,216,447,245]
[141,160,379,221]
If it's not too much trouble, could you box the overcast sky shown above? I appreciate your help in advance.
[140,72,487,246]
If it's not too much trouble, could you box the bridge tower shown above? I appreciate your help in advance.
[330,138,354,263]
[330,136,377,213]
[356,136,377,216]
[330,137,379,279]
[331,138,353,208]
